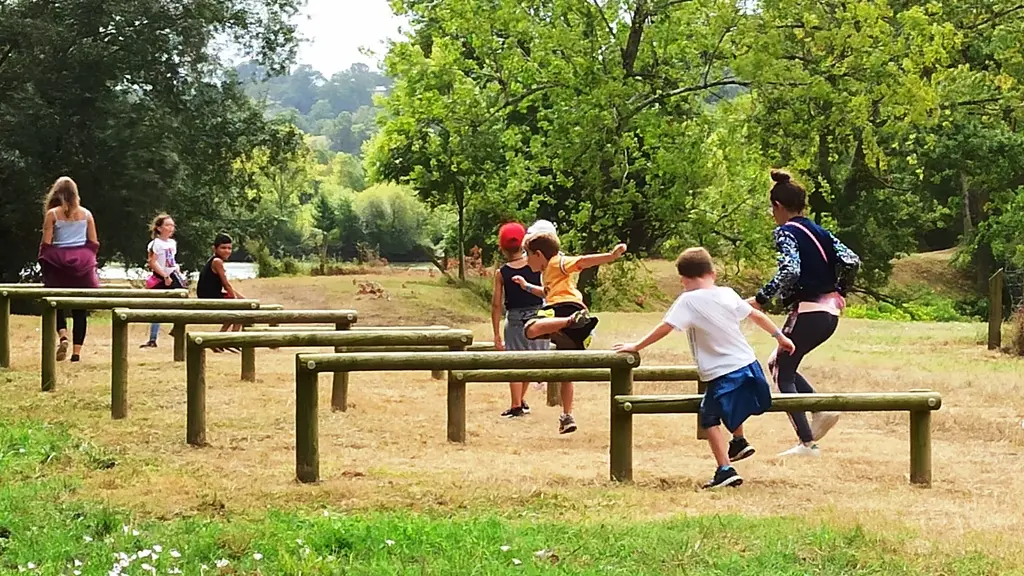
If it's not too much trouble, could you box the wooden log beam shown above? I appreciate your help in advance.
[910,410,932,486]
[0,283,133,289]
[187,329,473,349]
[615,392,942,414]
[609,366,634,482]
[113,309,358,324]
[0,294,9,368]
[295,355,320,483]
[335,343,496,353]
[1,288,186,299]
[299,350,640,373]
[41,307,57,391]
[450,366,698,383]
[43,297,260,310]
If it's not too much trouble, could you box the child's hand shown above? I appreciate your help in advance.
[611,243,627,258]
[163,276,172,286]
[511,275,527,288]
[494,337,505,351]
[612,342,640,353]
[775,333,796,354]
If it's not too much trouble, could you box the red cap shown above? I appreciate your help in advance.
[498,222,526,251]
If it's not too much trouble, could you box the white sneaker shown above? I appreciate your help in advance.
[811,412,840,441]
[777,443,821,457]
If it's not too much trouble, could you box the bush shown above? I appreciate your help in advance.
[1010,306,1024,356]
[246,239,282,278]
[353,184,430,260]
[590,259,669,312]
[281,256,301,275]
[845,291,980,323]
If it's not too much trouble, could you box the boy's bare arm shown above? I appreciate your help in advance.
[491,273,505,349]
[613,321,674,353]
[511,275,545,298]
[574,243,627,270]
[213,259,238,298]
[747,309,795,353]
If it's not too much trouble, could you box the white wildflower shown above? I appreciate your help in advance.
[74,571,82,576]
[512,558,522,566]
[253,553,263,561]
[323,510,330,517]
[153,545,163,553]
[215,559,229,568]
[385,539,395,547]
[141,563,155,573]
[500,545,511,552]
[132,530,140,536]
[139,550,152,558]
[26,563,36,570]
[74,559,84,567]
[169,551,181,559]
[84,536,94,543]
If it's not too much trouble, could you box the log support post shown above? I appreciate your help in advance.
[296,356,320,483]
[696,379,708,440]
[331,322,351,411]
[446,345,468,443]
[609,364,635,482]
[0,294,10,368]
[910,410,932,487]
[111,313,130,419]
[172,323,186,362]
[186,339,208,446]
[41,306,57,392]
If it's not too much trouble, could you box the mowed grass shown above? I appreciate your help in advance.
[0,421,1007,575]
[2,266,1024,572]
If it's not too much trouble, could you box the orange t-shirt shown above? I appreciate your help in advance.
[542,254,583,304]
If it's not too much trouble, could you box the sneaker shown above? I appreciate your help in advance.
[811,412,840,441]
[702,466,743,489]
[501,406,525,418]
[56,339,69,362]
[566,308,591,329]
[777,443,821,457]
[70,354,81,363]
[139,340,157,349]
[728,437,755,462]
[558,413,577,434]
[521,401,531,414]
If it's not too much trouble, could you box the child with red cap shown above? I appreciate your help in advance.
[491,222,550,418]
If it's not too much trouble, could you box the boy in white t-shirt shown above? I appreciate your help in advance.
[614,247,795,489]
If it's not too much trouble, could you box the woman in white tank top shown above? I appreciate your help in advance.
[38,176,100,362]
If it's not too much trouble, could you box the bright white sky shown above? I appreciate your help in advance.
[295,0,406,75]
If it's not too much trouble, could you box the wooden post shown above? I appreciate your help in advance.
[296,357,320,483]
[988,268,1004,350]
[331,346,349,412]
[696,379,708,440]
[447,345,468,443]
[171,323,186,362]
[111,313,129,419]
[609,365,635,482]
[41,306,57,392]
[0,293,10,368]
[240,346,256,382]
[909,410,932,487]
[546,381,561,406]
[186,340,207,446]
[331,322,350,411]
[431,369,445,380]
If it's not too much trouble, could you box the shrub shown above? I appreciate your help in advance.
[590,259,669,312]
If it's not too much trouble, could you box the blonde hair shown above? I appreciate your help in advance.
[44,176,80,219]
[524,232,560,260]
[150,213,173,239]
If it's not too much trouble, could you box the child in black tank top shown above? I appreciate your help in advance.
[491,223,550,418]
[197,233,246,352]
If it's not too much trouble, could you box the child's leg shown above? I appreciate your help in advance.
[705,425,730,467]
[560,381,574,413]
[524,317,573,339]
[148,323,160,343]
[509,382,525,407]
[71,309,87,355]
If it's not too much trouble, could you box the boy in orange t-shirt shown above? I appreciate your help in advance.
[512,232,627,434]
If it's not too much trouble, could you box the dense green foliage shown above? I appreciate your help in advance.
[0,0,306,280]
[0,419,1004,575]
[366,0,1024,295]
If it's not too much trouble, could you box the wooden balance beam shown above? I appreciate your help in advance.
[108,309,359,420]
[292,350,641,483]
[36,297,264,392]
[0,287,187,368]
[610,390,943,487]
[183,329,474,446]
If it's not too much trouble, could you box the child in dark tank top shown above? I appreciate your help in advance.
[490,222,549,418]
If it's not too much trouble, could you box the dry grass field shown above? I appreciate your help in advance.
[3,266,1024,569]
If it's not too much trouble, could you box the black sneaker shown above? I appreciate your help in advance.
[501,406,525,418]
[558,413,577,434]
[521,401,531,414]
[70,354,81,363]
[139,340,157,349]
[728,437,755,462]
[702,466,743,490]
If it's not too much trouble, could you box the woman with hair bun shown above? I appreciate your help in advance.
[750,169,861,457]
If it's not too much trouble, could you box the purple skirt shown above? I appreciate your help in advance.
[38,241,100,289]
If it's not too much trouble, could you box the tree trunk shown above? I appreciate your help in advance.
[457,187,466,281]
[961,172,973,238]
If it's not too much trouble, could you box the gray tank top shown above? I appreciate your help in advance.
[52,209,90,248]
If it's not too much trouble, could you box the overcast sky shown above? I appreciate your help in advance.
[295,0,406,75]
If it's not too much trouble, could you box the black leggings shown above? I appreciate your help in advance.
[770,311,839,443]
[56,309,88,346]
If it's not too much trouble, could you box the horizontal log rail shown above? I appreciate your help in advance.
[293,350,639,483]
[609,390,942,487]
[451,366,698,383]
[186,329,478,447]
[0,288,186,369]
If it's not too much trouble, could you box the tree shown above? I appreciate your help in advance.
[0,0,304,279]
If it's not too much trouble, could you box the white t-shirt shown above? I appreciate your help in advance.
[663,286,757,382]
[148,237,178,272]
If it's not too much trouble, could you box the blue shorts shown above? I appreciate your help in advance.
[699,361,773,431]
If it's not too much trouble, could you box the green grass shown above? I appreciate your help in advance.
[0,420,1008,575]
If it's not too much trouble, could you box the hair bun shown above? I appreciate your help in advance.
[770,169,791,183]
